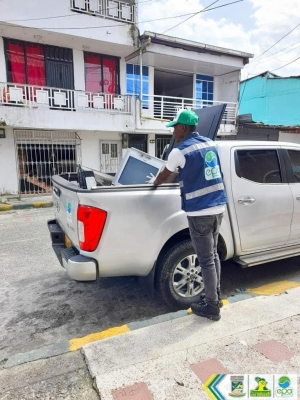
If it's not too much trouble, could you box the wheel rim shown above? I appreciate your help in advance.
[172,254,204,298]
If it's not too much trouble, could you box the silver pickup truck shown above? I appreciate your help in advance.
[48,140,300,308]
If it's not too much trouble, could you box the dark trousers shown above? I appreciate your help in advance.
[187,213,224,303]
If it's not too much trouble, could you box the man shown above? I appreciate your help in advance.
[148,109,227,321]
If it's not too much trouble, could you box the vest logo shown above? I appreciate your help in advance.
[205,150,221,181]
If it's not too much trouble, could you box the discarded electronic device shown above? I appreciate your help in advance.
[112,147,165,186]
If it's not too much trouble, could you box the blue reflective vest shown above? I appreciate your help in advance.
[177,132,227,212]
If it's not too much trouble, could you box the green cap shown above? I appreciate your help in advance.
[166,109,199,128]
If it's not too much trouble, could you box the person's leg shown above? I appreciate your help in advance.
[213,213,224,293]
[187,215,218,303]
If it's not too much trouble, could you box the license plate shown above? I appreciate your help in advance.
[64,235,72,248]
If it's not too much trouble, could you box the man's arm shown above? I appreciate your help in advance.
[153,166,173,186]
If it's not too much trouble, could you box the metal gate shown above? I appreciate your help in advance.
[14,130,81,195]
[155,135,172,158]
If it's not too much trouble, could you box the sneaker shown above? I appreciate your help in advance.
[199,289,223,308]
[191,301,221,321]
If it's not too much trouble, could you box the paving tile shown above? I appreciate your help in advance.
[190,358,230,383]
[253,339,294,363]
[112,382,154,400]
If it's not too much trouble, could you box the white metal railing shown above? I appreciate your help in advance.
[0,83,132,114]
[144,95,238,126]
[70,0,136,24]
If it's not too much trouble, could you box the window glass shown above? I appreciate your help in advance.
[102,143,109,155]
[6,41,26,83]
[103,57,117,94]
[195,74,214,107]
[236,149,282,184]
[84,52,119,94]
[126,63,149,108]
[26,44,46,86]
[85,53,101,93]
[111,144,118,158]
[287,150,300,182]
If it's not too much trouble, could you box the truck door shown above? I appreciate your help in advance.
[231,146,293,253]
[284,148,300,243]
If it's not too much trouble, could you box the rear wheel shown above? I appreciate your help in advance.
[156,239,204,309]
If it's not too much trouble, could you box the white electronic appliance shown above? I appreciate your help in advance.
[112,147,165,186]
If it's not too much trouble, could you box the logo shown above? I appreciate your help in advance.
[229,375,246,397]
[204,151,221,181]
[66,201,72,223]
[276,376,293,397]
[250,377,272,397]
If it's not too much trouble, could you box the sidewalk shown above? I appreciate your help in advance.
[0,195,53,212]
[82,287,300,400]
[0,289,299,399]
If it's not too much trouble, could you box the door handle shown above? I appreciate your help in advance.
[296,196,300,201]
[238,196,256,205]
[53,186,61,198]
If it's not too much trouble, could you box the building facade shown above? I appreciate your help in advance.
[0,0,252,195]
[239,71,300,126]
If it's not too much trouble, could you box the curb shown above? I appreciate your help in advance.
[0,292,275,370]
[2,280,300,370]
[0,201,53,212]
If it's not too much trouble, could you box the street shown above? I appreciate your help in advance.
[1,207,300,361]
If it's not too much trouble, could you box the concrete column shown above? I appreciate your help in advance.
[73,50,85,91]
[0,37,7,82]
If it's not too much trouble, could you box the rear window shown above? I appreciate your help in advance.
[236,149,282,184]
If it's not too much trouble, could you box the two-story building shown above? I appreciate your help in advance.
[0,0,253,195]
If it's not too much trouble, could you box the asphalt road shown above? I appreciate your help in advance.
[1,207,300,360]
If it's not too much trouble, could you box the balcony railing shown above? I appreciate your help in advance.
[0,83,132,114]
[143,95,238,126]
[70,0,136,24]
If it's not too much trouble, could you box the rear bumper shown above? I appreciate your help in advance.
[47,219,97,281]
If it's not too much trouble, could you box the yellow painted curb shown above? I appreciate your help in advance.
[33,202,52,208]
[0,204,12,211]
[222,299,230,306]
[69,324,130,351]
[247,280,300,296]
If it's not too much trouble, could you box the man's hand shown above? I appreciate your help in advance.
[145,173,156,184]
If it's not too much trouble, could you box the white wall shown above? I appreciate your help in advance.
[80,130,122,171]
[0,128,18,194]
[0,37,6,83]
[214,71,240,103]
[0,0,135,53]
[279,132,300,144]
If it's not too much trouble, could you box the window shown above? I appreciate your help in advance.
[84,52,119,94]
[195,74,213,108]
[236,149,282,184]
[287,150,300,182]
[126,64,149,108]
[5,39,46,86]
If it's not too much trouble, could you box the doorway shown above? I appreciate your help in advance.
[128,134,148,153]
[99,140,122,174]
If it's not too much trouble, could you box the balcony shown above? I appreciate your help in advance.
[0,82,134,131]
[142,95,238,128]
[70,0,136,24]
[0,83,132,113]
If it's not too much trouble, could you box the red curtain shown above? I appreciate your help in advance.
[26,44,46,86]
[103,58,116,94]
[6,41,26,83]
[85,53,101,93]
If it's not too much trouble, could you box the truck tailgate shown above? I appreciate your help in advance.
[52,179,80,249]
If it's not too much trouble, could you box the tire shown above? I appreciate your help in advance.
[156,239,204,309]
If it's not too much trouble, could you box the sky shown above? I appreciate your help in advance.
[138,0,300,80]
